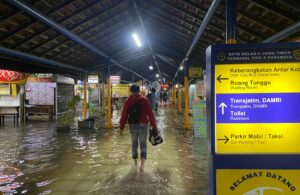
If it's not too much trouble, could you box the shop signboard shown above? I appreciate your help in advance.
[206,43,300,195]
[0,84,10,95]
[135,80,143,86]
[110,76,120,85]
[161,84,168,89]
[0,69,28,84]
[112,84,129,97]
[56,74,74,85]
[88,75,99,84]
[189,67,203,78]
[27,73,54,82]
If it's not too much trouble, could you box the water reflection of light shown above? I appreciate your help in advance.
[0,103,208,194]
[0,128,24,194]
[0,123,60,194]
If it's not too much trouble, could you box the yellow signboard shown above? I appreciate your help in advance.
[216,62,300,94]
[217,169,299,195]
[135,80,143,86]
[11,84,17,97]
[189,67,203,78]
[215,62,300,154]
[112,84,129,97]
[216,123,300,153]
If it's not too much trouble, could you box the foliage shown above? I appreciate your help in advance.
[58,111,74,127]
[89,103,101,119]
[58,95,81,127]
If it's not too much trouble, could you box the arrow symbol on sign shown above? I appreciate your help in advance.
[218,102,227,115]
[217,75,229,83]
[217,135,229,144]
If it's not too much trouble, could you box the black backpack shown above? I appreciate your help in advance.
[128,99,142,124]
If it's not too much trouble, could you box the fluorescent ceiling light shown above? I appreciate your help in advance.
[149,65,153,70]
[132,33,142,47]
[156,74,159,78]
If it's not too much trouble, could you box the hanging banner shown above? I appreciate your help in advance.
[11,84,17,97]
[0,69,28,84]
[0,84,11,95]
[27,73,54,82]
[161,84,169,89]
[112,84,129,97]
[135,80,143,86]
[189,67,203,78]
[88,75,99,84]
[110,76,120,85]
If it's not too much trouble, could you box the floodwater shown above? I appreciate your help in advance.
[0,103,208,195]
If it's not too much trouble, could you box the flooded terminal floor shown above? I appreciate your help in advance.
[0,104,208,195]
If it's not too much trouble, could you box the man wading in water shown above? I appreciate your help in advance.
[119,85,157,173]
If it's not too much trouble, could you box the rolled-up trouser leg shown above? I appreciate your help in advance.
[129,125,138,159]
[139,125,148,160]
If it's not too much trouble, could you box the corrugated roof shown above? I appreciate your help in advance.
[1,0,300,82]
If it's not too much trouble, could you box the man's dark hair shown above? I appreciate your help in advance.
[151,88,156,93]
[130,85,140,93]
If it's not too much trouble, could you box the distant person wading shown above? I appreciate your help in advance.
[119,85,157,173]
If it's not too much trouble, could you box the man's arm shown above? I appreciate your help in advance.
[119,100,130,132]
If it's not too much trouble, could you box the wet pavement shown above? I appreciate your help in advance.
[0,103,208,195]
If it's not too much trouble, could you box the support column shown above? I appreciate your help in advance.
[174,85,177,106]
[184,76,190,129]
[226,0,237,44]
[102,82,105,115]
[83,79,87,119]
[19,84,25,123]
[177,84,181,113]
[172,87,174,105]
[106,78,112,129]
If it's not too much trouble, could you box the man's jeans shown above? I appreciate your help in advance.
[129,124,148,160]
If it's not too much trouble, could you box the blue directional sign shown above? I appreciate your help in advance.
[216,93,300,123]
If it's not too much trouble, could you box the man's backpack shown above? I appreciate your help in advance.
[128,99,142,124]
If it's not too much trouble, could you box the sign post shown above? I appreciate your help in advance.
[206,42,300,195]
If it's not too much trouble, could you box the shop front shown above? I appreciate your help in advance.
[0,69,28,125]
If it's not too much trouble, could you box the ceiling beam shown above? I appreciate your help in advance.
[281,0,300,12]
[0,46,85,73]
[133,0,161,75]
[19,1,126,54]
[52,18,136,60]
[263,21,300,43]
[1,0,100,45]
[173,0,221,81]
[6,0,149,81]
[143,2,233,44]
[250,0,296,22]
[118,51,152,63]
[181,0,264,41]
[144,12,212,53]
